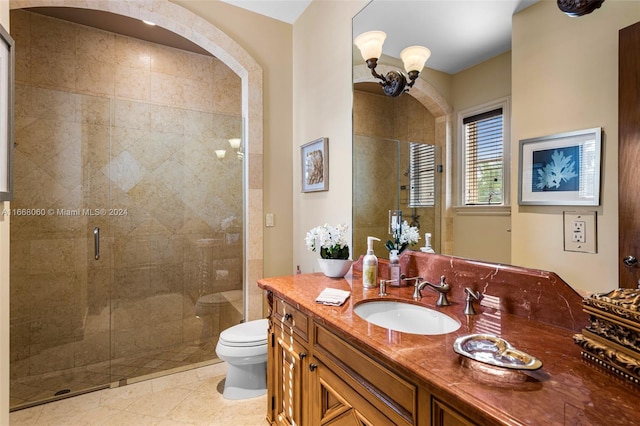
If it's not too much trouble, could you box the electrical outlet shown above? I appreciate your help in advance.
[564,212,596,253]
[572,220,585,243]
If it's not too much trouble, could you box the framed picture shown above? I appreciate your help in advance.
[518,127,602,206]
[301,137,328,192]
[0,23,14,202]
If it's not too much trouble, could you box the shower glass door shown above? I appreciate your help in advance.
[10,90,245,410]
[9,87,113,408]
[107,99,245,384]
[9,9,245,409]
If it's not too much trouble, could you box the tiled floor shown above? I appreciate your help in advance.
[10,340,220,410]
[9,362,269,426]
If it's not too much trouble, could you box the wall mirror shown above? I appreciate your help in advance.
[352,0,530,261]
[352,84,442,259]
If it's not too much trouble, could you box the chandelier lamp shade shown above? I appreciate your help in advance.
[354,30,431,97]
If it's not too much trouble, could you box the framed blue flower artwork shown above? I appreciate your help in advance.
[518,128,602,206]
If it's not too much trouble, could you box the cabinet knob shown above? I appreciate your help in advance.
[309,363,317,372]
[299,352,307,360]
[284,313,293,321]
[623,255,638,267]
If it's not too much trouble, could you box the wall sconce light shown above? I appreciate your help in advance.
[229,138,244,160]
[228,138,241,150]
[354,30,431,97]
[215,149,226,159]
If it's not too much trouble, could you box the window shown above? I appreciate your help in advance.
[460,99,509,206]
[409,143,436,207]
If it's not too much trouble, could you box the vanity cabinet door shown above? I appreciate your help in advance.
[432,398,476,426]
[310,357,395,425]
[273,329,309,426]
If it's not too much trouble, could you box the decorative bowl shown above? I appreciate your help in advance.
[317,258,353,278]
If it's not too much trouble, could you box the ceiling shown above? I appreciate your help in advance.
[28,0,539,75]
[222,0,539,74]
[27,7,213,56]
[219,0,312,24]
[355,0,539,74]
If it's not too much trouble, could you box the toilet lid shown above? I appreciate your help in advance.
[219,319,268,346]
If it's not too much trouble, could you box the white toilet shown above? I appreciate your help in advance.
[215,318,268,400]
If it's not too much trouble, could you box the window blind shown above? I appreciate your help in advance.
[409,143,436,207]
[463,108,503,205]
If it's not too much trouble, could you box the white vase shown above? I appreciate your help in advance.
[317,258,353,278]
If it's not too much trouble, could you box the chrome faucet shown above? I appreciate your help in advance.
[404,275,451,306]
[463,287,481,315]
[401,275,423,297]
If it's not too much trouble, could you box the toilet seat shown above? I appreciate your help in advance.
[219,318,268,347]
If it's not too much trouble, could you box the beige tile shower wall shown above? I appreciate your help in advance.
[10,10,243,375]
[353,90,438,257]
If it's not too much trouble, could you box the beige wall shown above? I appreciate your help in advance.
[174,0,293,278]
[1,0,10,423]
[293,0,368,273]
[451,52,512,263]
[452,51,511,112]
[511,0,640,294]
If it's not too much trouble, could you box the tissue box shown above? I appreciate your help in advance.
[573,288,640,385]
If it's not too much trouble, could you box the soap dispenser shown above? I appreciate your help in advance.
[388,249,401,286]
[421,233,435,254]
[363,236,380,288]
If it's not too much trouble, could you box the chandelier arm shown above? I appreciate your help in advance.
[370,68,388,85]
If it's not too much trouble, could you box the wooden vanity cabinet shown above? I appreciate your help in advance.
[311,324,421,425]
[431,399,475,426]
[268,296,312,426]
[267,293,478,426]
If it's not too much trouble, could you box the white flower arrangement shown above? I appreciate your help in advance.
[305,223,350,260]
[385,220,420,254]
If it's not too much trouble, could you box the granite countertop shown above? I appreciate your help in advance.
[258,271,639,426]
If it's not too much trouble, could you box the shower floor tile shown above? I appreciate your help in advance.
[10,339,219,410]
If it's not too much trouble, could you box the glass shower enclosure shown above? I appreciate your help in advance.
[9,86,244,411]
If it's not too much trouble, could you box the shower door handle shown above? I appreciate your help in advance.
[94,227,100,260]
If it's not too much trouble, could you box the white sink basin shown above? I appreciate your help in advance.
[354,300,461,335]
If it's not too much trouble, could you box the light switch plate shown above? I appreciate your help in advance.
[265,213,274,227]
[563,211,596,253]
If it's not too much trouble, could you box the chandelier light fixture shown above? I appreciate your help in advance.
[354,31,431,97]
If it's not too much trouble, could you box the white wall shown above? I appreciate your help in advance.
[511,0,640,294]
[293,0,368,272]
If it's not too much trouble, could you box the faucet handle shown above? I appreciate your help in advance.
[436,276,450,306]
[402,275,423,284]
[463,287,481,315]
